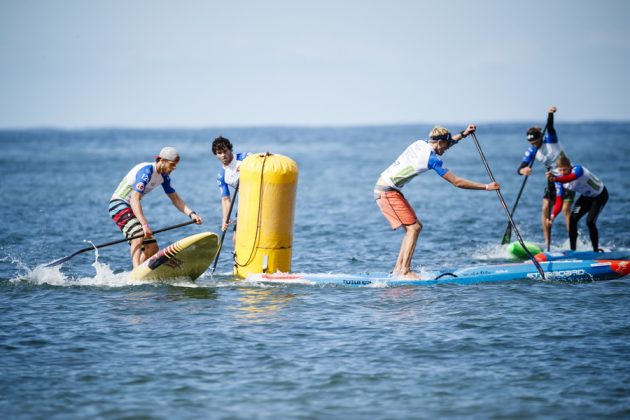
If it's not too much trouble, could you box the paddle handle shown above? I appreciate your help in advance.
[470,133,547,280]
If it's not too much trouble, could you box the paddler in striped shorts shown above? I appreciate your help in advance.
[374,125,500,279]
[109,146,203,268]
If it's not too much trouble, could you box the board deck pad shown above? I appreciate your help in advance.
[130,232,219,281]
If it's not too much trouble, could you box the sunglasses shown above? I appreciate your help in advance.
[431,133,457,146]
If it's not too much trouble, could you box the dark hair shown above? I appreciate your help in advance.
[557,155,571,167]
[526,127,542,141]
[212,136,233,155]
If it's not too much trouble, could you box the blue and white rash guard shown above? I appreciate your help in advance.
[520,112,569,173]
[217,152,251,197]
[380,140,449,189]
[111,162,175,203]
[521,131,568,172]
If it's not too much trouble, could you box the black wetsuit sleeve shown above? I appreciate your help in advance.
[517,161,528,174]
[547,111,555,136]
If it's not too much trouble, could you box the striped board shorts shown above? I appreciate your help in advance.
[108,199,156,244]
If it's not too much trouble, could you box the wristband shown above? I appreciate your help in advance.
[188,211,197,219]
[460,130,467,138]
[485,184,489,190]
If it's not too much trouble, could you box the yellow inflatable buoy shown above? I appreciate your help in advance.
[234,153,298,278]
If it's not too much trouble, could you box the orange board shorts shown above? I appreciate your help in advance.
[375,189,418,229]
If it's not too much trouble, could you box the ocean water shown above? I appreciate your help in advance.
[1,123,629,418]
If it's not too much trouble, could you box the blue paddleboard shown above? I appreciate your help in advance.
[248,260,630,287]
[535,250,630,262]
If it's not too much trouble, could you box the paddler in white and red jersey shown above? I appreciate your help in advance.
[546,155,608,252]
[517,106,575,249]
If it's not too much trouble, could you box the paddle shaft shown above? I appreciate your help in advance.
[211,183,239,274]
[501,125,548,244]
[546,201,552,252]
[470,132,547,280]
[501,158,534,244]
[45,220,195,267]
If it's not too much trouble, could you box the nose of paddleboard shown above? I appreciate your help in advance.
[603,260,630,277]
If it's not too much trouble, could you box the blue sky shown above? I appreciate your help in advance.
[1,0,629,128]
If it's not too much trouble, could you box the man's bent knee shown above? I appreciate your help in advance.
[405,221,422,234]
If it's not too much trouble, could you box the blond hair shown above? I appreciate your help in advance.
[428,126,450,142]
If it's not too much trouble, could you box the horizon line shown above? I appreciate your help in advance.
[1,119,630,131]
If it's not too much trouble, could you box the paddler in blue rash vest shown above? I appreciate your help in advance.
[109,146,203,268]
[517,106,575,249]
[374,125,500,280]
[546,155,608,252]
[212,136,252,249]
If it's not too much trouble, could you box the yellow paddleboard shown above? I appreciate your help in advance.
[130,232,219,281]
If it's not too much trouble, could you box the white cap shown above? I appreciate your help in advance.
[156,146,179,161]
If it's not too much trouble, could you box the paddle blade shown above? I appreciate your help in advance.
[501,223,512,244]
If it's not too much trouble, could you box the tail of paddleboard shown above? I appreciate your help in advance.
[130,232,219,281]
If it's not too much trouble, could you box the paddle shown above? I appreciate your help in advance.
[546,205,552,252]
[44,220,195,267]
[501,125,548,244]
[470,132,547,280]
[210,182,239,275]
[500,158,534,244]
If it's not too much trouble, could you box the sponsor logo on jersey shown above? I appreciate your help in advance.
[136,182,145,192]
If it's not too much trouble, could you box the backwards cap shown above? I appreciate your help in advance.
[156,146,179,161]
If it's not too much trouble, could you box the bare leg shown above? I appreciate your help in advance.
[130,239,158,268]
[393,220,422,279]
[143,242,158,261]
[562,201,572,234]
[541,198,551,249]
[130,237,144,268]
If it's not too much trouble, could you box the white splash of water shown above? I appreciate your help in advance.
[472,243,517,261]
[8,248,144,288]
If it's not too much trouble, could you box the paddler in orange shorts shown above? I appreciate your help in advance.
[374,125,499,279]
